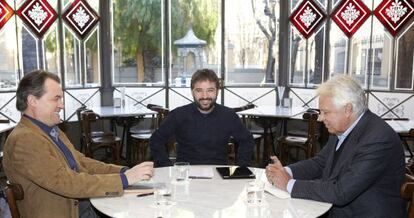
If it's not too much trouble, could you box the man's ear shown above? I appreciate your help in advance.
[345,103,353,116]
[27,95,37,107]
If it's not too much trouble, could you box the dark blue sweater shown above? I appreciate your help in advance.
[149,103,254,167]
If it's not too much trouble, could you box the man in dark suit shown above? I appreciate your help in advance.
[266,75,406,217]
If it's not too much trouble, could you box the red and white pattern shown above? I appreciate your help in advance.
[17,0,57,37]
[62,0,99,39]
[0,0,13,30]
[374,0,414,36]
[332,0,371,37]
[290,0,326,39]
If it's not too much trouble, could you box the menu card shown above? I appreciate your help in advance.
[189,166,214,179]
[260,173,291,199]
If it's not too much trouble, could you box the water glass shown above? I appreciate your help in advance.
[173,162,190,183]
[246,181,265,205]
[154,184,174,206]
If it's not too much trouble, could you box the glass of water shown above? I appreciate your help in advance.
[173,162,190,183]
[245,181,265,206]
[154,183,174,206]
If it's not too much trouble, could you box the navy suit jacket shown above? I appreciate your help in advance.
[289,110,406,218]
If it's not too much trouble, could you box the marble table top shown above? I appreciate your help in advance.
[0,122,16,134]
[386,120,414,134]
[237,106,306,119]
[90,106,156,118]
[91,165,331,218]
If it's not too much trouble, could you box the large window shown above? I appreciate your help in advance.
[290,0,414,91]
[169,0,221,87]
[1,0,414,121]
[225,0,280,86]
[112,0,164,85]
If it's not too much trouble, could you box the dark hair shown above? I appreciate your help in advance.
[190,69,220,90]
[16,70,60,112]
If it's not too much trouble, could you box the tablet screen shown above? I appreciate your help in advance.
[216,166,255,179]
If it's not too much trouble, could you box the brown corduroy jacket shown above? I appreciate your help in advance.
[2,116,125,218]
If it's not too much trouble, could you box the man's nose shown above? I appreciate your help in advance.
[317,113,324,122]
[58,99,64,108]
[200,91,209,98]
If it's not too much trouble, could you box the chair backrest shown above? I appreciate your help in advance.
[410,128,414,137]
[407,158,414,175]
[80,110,99,144]
[75,105,87,122]
[232,104,258,129]
[147,104,170,127]
[5,182,24,218]
[0,119,10,123]
[232,103,256,112]
[401,173,414,217]
[302,110,320,158]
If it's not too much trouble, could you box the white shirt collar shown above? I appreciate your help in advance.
[335,111,365,150]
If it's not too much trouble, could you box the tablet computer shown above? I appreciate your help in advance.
[216,166,255,179]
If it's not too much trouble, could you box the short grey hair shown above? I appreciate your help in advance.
[316,75,367,116]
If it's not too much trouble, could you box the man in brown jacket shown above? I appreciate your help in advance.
[2,70,154,218]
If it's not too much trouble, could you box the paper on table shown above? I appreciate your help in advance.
[125,180,166,195]
[124,187,154,195]
[189,166,214,178]
[261,173,291,199]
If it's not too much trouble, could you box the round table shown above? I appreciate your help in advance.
[91,166,331,218]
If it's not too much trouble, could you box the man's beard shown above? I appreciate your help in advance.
[194,97,216,112]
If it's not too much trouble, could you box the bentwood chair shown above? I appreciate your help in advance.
[129,104,170,165]
[401,173,414,218]
[230,104,263,166]
[76,106,111,153]
[277,109,320,165]
[399,127,414,158]
[5,181,24,218]
[81,110,121,164]
[382,117,413,158]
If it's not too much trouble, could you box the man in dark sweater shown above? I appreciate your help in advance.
[149,69,255,167]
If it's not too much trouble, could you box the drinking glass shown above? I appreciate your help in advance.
[245,181,265,205]
[154,183,174,206]
[173,162,190,183]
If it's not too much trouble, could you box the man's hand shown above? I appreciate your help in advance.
[265,156,291,191]
[125,161,154,185]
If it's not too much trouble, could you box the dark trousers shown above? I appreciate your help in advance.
[79,199,98,218]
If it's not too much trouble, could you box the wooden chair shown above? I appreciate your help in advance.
[277,109,320,165]
[81,110,121,164]
[400,128,414,158]
[5,181,24,218]
[129,104,170,165]
[230,104,263,166]
[401,173,414,218]
[76,106,110,153]
[383,117,413,157]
